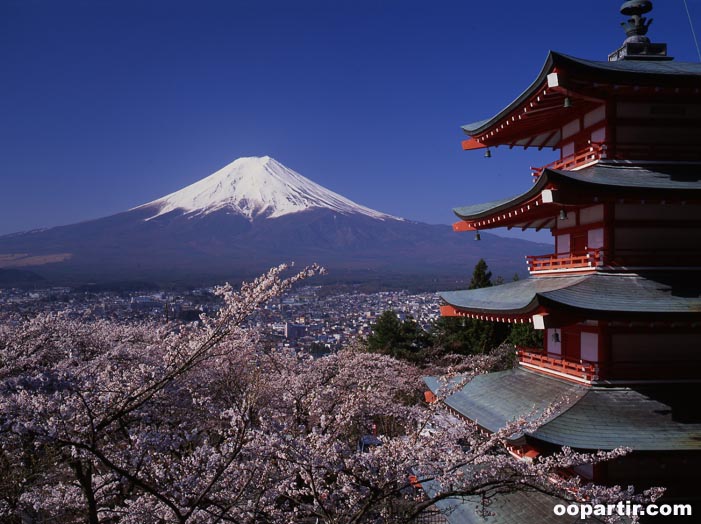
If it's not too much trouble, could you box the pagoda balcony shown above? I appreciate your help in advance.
[517,347,701,383]
[531,144,604,179]
[526,249,602,274]
[531,142,701,180]
[517,347,599,384]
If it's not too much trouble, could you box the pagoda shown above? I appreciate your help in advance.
[427,2,701,521]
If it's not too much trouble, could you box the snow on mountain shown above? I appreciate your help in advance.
[136,156,402,222]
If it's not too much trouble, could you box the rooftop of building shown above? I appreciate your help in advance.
[420,479,606,524]
[439,272,701,319]
[425,367,701,451]
[452,162,701,225]
[461,52,701,140]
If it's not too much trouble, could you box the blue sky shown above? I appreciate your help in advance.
[1,0,698,240]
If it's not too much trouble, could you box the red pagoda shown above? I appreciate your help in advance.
[427,1,701,521]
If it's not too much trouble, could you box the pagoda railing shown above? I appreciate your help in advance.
[531,142,701,180]
[517,347,598,383]
[531,144,604,179]
[526,249,602,273]
[518,347,701,382]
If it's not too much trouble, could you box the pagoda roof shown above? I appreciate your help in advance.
[461,52,701,149]
[425,368,701,451]
[421,480,603,524]
[440,272,701,319]
[452,162,701,227]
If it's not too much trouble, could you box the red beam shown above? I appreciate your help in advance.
[453,221,476,232]
[462,137,487,150]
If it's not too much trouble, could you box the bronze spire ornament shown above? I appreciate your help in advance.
[609,0,671,61]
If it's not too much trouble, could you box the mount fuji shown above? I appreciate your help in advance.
[0,156,548,287]
[138,156,400,223]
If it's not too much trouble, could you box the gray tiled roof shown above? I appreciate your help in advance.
[536,384,701,450]
[462,52,701,135]
[420,482,605,524]
[452,162,701,221]
[540,273,701,314]
[561,53,701,77]
[439,273,701,317]
[548,162,701,190]
[424,369,584,433]
[424,369,701,451]
[439,276,587,314]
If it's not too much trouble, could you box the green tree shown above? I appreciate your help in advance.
[469,258,492,289]
[433,259,509,355]
[366,310,432,362]
[507,323,544,348]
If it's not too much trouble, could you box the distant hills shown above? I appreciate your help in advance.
[0,156,550,289]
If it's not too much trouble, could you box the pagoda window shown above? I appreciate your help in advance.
[556,234,570,255]
[587,228,604,250]
[562,119,581,141]
[590,126,606,144]
[580,332,599,362]
[580,204,604,225]
[583,106,606,129]
[546,328,562,355]
[562,141,575,158]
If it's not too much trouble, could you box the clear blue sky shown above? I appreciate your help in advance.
[1,0,698,240]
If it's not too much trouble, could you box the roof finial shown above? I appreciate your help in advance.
[620,0,653,44]
[609,0,671,61]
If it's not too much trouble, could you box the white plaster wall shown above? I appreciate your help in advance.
[580,332,599,362]
[556,234,570,254]
[562,119,581,140]
[580,205,604,225]
[562,141,575,158]
[547,329,562,355]
[584,106,606,128]
[590,126,606,143]
[556,212,577,229]
[587,228,604,249]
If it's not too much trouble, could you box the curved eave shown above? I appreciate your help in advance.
[535,384,701,451]
[440,273,701,320]
[439,275,588,317]
[547,162,701,192]
[452,162,701,230]
[462,52,559,136]
[453,174,549,222]
[461,52,701,148]
[537,272,701,318]
[424,369,701,451]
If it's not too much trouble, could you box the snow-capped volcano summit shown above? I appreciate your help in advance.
[137,156,401,222]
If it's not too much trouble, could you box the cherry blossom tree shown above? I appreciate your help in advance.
[0,265,661,523]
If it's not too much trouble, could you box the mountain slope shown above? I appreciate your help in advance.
[136,156,400,222]
[0,156,550,286]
